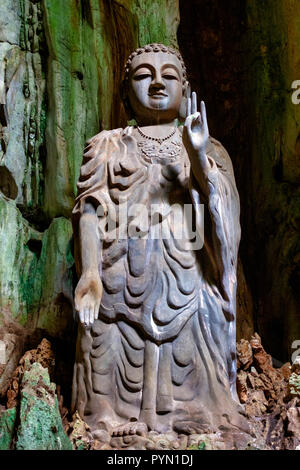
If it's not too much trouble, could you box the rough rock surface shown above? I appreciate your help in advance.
[236,333,292,415]
[0,407,16,450]
[6,338,55,409]
[236,334,300,450]
[0,338,72,450]
[1,335,300,450]
[68,411,93,451]
[16,361,72,450]
[0,326,27,399]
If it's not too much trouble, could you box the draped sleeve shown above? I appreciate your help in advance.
[72,128,122,274]
[189,137,241,321]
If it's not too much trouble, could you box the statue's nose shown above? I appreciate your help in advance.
[150,73,165,89]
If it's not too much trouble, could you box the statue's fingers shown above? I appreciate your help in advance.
[187,97,191,117]
[84,307,89,326]
[94,304,99,321]
[79,309,84,324]
[184,114,193,131]
[192,91,197,114]
[195,112,202,126]
[200,101,209,134]
[74,293,81,313]
[89,307,94,325]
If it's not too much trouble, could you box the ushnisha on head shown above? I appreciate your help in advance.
[121,43,189,125]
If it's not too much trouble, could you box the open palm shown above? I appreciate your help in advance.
[183,91,209,153]
[75,271,103,326]
[183,91,211,179]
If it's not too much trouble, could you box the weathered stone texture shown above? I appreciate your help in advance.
[0,0,46,209]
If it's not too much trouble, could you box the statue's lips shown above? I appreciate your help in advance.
[148,93,168,98]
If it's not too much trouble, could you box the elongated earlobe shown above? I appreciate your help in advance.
[179,81,191,121]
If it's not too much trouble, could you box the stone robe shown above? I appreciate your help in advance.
[71,126,246,434]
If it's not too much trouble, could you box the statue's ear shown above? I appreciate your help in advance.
[179,81,191,122]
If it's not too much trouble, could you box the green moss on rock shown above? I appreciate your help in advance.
[0,407,17,450]
[0,196,73,339]
[0,195,41,321]
[16,362,73,450]
[31,217,74,337]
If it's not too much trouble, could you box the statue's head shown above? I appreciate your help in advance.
[121,43,189,124]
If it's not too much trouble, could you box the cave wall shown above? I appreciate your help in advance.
[178,0,300,360]
[0,0,299,400]
[243,0,300,361]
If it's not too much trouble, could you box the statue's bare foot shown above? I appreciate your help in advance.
[173,420,210,435]
[92,421,113,443]
[112,421,148,437]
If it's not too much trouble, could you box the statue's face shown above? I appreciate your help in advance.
[127,51,184,123]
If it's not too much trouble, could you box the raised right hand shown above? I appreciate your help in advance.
[183,91,210,164]
[74,270,103,327]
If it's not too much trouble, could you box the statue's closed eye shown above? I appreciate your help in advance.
[133,73,179,81]
[133,73,152,80]
[162,74,179,80]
